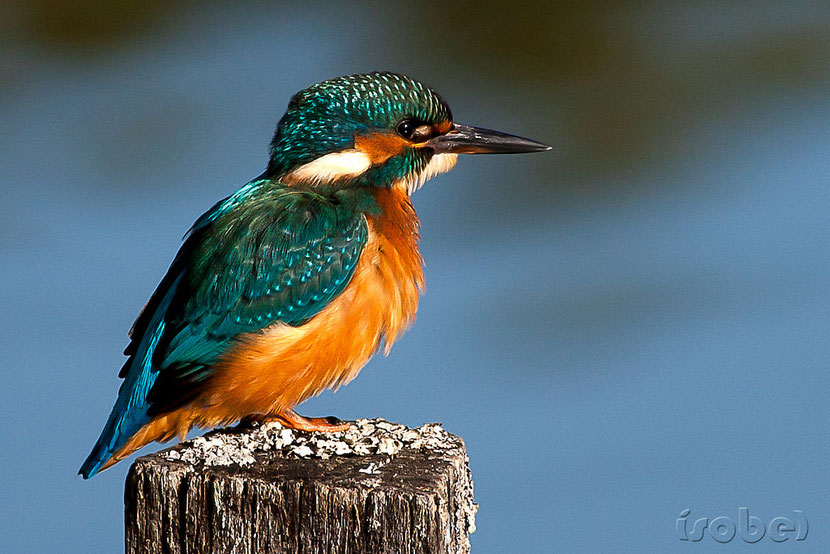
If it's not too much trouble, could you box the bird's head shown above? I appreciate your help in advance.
[266,72,550,193]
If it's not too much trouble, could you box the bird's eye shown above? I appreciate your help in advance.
[396,119,434,142]
[396,119,415,139]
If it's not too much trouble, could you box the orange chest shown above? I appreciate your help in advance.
[340,185,424,354]
[276,186,425,394]
[208,185,425,413]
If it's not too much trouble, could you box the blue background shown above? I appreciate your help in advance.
[2,2,829,552]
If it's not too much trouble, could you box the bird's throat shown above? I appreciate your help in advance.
[401,153,457,194]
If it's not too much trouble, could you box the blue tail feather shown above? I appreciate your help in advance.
[78,275,182,479]
[78,397,150,479]
[79,288,175,478]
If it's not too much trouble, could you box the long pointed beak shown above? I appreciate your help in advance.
[426,123,552,155]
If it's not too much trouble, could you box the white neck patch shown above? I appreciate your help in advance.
[282,149,372,185]
[282,149,458,194]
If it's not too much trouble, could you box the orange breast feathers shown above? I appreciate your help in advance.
[196,184,425,423]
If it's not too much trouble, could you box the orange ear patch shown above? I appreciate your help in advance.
[354,132,410,164]
[434,119,453,134]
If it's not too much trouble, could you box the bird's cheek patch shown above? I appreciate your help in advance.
[354,133,409,165]
[281,132,412,186]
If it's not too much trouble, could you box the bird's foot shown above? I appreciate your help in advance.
[276,408,351,433]
[241,408,351,433]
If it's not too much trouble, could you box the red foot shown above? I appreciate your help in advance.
[243,408,351,433]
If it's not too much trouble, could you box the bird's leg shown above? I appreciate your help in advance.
[274,408,351,432]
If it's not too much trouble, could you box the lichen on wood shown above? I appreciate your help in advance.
[125,419,476,553]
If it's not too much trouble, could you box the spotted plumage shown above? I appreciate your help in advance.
[80,72,550,478]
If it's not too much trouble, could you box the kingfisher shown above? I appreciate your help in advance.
[80,72,550,478]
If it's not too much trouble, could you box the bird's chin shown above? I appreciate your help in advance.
[400,153,459,195]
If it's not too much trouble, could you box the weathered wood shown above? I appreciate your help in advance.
[125,419,476,553]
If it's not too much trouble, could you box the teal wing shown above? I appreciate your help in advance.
[145,183,369,413]
[80,181,367,478]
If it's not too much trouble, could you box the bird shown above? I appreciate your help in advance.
[79,71,551,478]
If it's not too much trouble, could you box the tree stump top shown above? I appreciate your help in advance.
[126,419,476,553]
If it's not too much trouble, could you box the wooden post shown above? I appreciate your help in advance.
[125,419,476,553]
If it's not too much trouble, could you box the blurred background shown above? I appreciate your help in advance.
[2,1,829,552]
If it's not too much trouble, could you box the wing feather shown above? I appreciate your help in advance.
[119,180,368,415]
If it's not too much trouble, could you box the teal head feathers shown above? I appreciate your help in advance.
[266,72,551,191]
